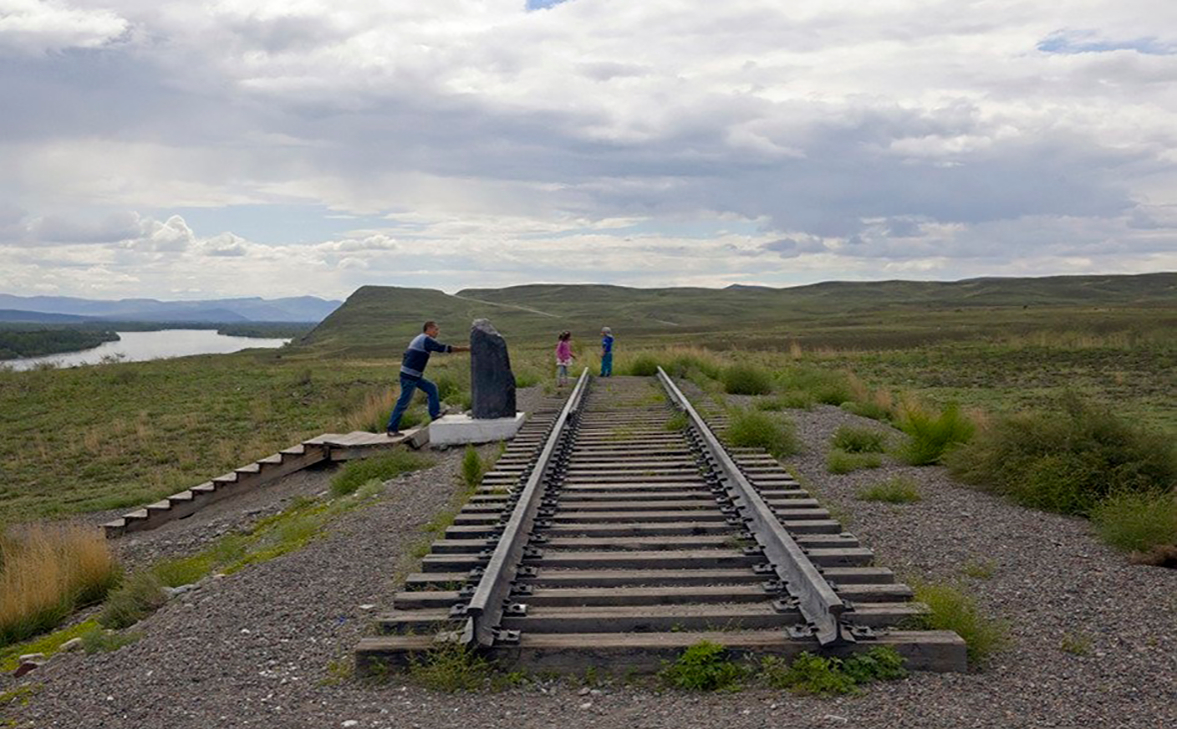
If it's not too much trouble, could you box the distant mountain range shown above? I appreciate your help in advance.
[0,295,342,324]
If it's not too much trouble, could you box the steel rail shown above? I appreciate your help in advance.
[656,367,852,646]
[458,367,591,647]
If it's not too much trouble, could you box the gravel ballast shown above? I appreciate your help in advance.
[5,391,1174,729]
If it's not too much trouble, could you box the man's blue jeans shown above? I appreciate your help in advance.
[600,352,613,377]
[386,375,440,431]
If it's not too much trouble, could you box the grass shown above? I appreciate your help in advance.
[961,559,997,580]
[831,425,887,453]
[98,571,167,629]
[721,364,773,395]
[0,524,120,648]
[909,579,1008,665]
[1090,490,1176,560]
[724,409,800,458]
[664,412,688,431]
[1060,632,1093,656]
[760,647,907,696]
[0,618,100,670]
[858,476,921,503]
[947,394,1175,516]
[659,641,746,691]
[330,451,435,497]
[757,391,816,410]
[895,402,975,466]
[461,445,485,488]
[827,449,883,474]
[407,641,494,692]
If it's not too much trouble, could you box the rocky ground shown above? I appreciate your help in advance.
[5,385,1174,729]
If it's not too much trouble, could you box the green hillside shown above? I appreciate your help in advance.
[302,273,1175,355]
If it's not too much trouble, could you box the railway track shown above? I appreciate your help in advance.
[357,371,966,673]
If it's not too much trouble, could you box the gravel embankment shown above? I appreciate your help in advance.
[5,387,1174,729]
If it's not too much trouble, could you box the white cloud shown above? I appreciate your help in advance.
[0,0,127,54]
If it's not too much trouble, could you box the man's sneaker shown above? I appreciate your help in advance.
[385,429,401,437]
[432,406,452,421]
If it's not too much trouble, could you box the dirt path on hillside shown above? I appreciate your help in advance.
[5,388,1174,729]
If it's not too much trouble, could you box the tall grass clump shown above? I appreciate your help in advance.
[858,476,922,504]
[910,580,1008,665]
[330,451,434,497]
[0,525,120,647]
[721,364,773,395]
[724,409,800,458]
[345,388,397,433]
[98,571,167,630]
[757,392,815,411]
[408,641,494,692]
[896,403,975,466]
[461,445,484,488]
[1090,490,1176,564]
[659,641,746,691]
[827,449,883,474]
[831,425,887,453]
[664,347,725,380]
[624,353,662,377]
[777,366,853,405]
[946,394,1175,515]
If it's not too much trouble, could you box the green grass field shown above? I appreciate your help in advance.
[0,273,1173,527]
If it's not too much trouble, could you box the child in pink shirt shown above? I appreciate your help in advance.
[555,331,575,386]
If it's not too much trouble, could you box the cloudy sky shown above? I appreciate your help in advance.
[0,0,1174,300]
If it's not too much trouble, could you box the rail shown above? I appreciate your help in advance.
[656,367,853,646]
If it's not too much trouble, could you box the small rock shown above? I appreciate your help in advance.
[13,661,41,678]
[358,604,376,611]
[578,687,591,696]
[18,653,45,663]
[341,721,359,728]
[60,638,83,652]
[823,716,848,724]
[578,702,592,710]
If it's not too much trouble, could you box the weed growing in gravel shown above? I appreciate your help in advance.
[1,684,38,726]
[98,571,167,629]
[722,364,774,395]
[832,425,887,453]
[909,579,1008,665]
[0,618,100,670]
[761,647,908,696]
[81,627,141,654]
[840,400,892,422]
[407,641,494,692]
[826,449,882,474]
[1060,632,1092,656]
[461,445,484,488]
[776,366,853,406]
[659,641,746,691]
[331,451,435,497]
[725,409,800,458]
[1091,490,1176,564]
[960,559,997,580]
[858,477,921,503]
[0,524,120,648]
[664,412,689,431]
[152,553,214,588]
[321,657,356,686]
[896,403,974,465]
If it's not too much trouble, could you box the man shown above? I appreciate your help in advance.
[386,321,470,436]
[600,326,614,377]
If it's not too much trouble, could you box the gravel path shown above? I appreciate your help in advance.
[5,389,1174,729]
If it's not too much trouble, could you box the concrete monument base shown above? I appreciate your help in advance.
[428,412,526,447]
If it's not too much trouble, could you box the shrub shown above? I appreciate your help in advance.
[331,451,434,497]
[659,641,746,691]
[461,445,484,488]
[910,580,1007,665]
[896,403,975,466]
[946,394,1174,515]
[831,425,886,453]
[841,400,891,421]
[757,391,815,411]
[664,348,724,380]
[724,409,800,458]
[721,364,773,395]
[858,477,921,504]
[761,652,855,695]
[826,449,882,474]
[0,524,120,648]
[99,571,168,630]
[1090,490,1176,557]
[778,366,852,405]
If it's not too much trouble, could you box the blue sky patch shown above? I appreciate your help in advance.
[1038,31,1176,56]
[526,0,572,10]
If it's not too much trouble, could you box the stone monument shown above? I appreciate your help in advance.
[470,319,517,418]
[427,318,526,447]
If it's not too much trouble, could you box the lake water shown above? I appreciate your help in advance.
[5,330,291,371]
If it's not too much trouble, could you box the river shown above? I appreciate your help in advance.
[4,329,291,371]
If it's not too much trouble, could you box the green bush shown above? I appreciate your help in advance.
[831,425,886,453]
[826,449,882,474]
[760,649,907,696]
[910,580,1007,665]
[659,641,746,691]
[946,394,1174,515]
[434,374,462,402]
[408,641,493,692]
[1091,490,1176,554]
[858,476,921,503]
[724,409,800,458]
[757,391,815,411]
[98,572,167,630]
[514,372,540,388]
[778,366,852,405]
[721,364,773,395]
[896,404,974,466]
[331,451,434,497]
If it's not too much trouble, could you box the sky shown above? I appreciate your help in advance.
[0,0,1174,301]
